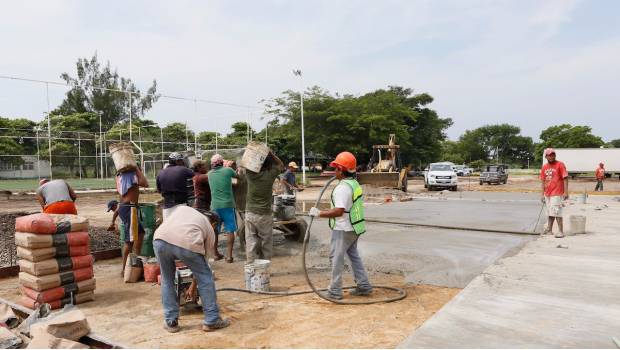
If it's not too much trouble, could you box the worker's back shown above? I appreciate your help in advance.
[36,180,71,205]
[157,164,194,208]
[208,166,236,210]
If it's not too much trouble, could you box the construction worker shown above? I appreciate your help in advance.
[540,148,569,238]
[208,154,238,263]
[115,167,149,274]
[192,160,211,211]
[243,150,284,263]
[35,179,78,214]
[281,161,302,195]
[157,152,195,219]
[595,162,605,192]
[309,151,372,300]
[106,199,119,231]
[153,205,230,333]
[231,161,248,250]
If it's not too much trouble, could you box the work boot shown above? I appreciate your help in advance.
[319,291,343,300]
[203,318,230,332]
[164,319,180,333]
[349,287,373,296]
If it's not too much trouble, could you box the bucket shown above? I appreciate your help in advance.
[109,142,137,173]
[244,259,271,292]
[575,193,587,204]
[569,215,586,235]
[143,261,160,283]
[240,142,270,173]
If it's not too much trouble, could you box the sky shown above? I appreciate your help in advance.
[0,0,618,141]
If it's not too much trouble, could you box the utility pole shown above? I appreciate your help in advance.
[98,111,103,179]
[293,69,306,184]
[45,83,53,180]
[34,126,40,180]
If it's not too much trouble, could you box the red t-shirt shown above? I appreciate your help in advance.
[540,161,568,197]
[595,167,605,180]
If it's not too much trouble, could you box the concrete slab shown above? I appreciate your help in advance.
[399,196,620,348]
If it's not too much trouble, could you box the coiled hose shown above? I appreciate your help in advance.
[218,176,408,304]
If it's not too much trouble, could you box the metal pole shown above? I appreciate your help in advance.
[299,74,307,184]
[194,132,198,155]
[77,132,82,180]
[185,122,189,151]
[104,132,108,178]
[247,108,250,143]
[128,93,133,142]
[35,127,40,180]
[46,83,53,180]
[215,132,218,152]
[160,127,164,167]
[99,112,104,179]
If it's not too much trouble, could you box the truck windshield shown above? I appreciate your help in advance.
[430,164,452,171]
[488,166,499,172]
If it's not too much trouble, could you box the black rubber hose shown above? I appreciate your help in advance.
[218,176,408,304]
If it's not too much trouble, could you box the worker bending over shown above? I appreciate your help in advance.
[243,150,284,263]
[154,205,229,333]
[309,151,372,300]
[35,179,78,214]
[157,152,195,219]
[115,167,149,274]
[208,154,238,263]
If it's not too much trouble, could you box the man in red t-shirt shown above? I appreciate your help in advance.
[540,148,569,238]
[595,162,605,192]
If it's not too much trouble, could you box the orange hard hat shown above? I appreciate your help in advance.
[330,151,357,172]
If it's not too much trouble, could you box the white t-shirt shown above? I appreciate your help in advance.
[154,205,215,257]
[332,182,354,231]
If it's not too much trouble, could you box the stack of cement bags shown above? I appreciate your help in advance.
[14,213,96,310]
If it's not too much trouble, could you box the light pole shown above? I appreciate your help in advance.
[43,112,53,180]
[34,126,40,180]
[97,111,104,179]
[293,69,306,184]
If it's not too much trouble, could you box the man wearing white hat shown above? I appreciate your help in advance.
[540,148,569,238]
[281,161,301,195]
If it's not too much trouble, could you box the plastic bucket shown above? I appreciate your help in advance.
[575,193,587,204]
[240,142,269,173]
[109,142,137,173]
[244,259,271,292]
[143,261,160,283]
[569,215,586,235]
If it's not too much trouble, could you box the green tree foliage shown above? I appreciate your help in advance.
[535,124,604,162]
[0,117,37,165]
[448,124,534,167]
[609,139,620,148]
[53,53,159,129]
[262,86,452,168]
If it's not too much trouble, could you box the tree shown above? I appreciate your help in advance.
[457,124,534,166]
[53,54,159,130]
[536,124,604,162]
[0,117,37,166]
[608,139,620,148]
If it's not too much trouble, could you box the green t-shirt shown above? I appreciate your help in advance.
[208,167,236,210]
[246,167,281,215]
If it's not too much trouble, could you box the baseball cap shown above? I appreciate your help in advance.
[288,161,299,169]
[107,200,119,212]
[169,152,184,161]
[544,148,556,156]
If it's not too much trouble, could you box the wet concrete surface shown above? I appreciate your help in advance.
[308,194,542,288]
[399,196,620,348]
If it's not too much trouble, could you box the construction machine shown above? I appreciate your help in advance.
[357,134,408,192]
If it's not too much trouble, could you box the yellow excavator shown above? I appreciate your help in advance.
[357,134,408,192]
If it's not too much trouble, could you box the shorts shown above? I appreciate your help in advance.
[43,201,78,215]
[214,207,237,234]
[545,196,564,218]
[118,204,144,243]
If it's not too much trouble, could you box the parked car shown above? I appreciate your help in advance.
[424,162,458,191]
[479,164,509,185]
[453,164,472,176]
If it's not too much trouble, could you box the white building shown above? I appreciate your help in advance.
[0,156,51,179]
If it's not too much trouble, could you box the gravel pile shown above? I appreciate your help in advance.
[0,213,121,268]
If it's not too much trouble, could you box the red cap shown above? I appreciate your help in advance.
[544,148,556,156]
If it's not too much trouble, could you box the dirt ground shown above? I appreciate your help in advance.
[0,255,459,348]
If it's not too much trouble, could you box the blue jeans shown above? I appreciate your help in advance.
[154,239,220,325]
[328,230,372,297]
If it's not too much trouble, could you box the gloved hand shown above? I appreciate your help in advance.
[309,207,321,217]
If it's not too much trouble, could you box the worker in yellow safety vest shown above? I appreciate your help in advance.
[309,151,372,300]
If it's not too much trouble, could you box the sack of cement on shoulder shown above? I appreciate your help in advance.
[27,329,88,349]
[29,305,90,341]
[0,327,23,349]
[0,303,18,329]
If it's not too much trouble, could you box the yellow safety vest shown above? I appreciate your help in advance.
[329,178,366,235]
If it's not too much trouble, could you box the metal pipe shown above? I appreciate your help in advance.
[45,84,53,180]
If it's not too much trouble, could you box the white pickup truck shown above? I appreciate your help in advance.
[424,162,458,191]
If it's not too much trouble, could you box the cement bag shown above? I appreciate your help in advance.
[15,214,59,234]
[240,141,270,173]
[15,231,89,249]
[29,306,91,341]
[17,245,90,262]
[48,214,89,233]
[123,253,143,283]
[20,291,95,311]
[21,279,96,304]
[19,266,94,291]
[19,255,93,276]
[27,330,88,349]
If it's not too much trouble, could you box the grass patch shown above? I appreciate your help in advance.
[0,178,156,192]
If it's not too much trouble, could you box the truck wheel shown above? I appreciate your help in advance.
[424,182,428,189]
[450,186,457,191]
